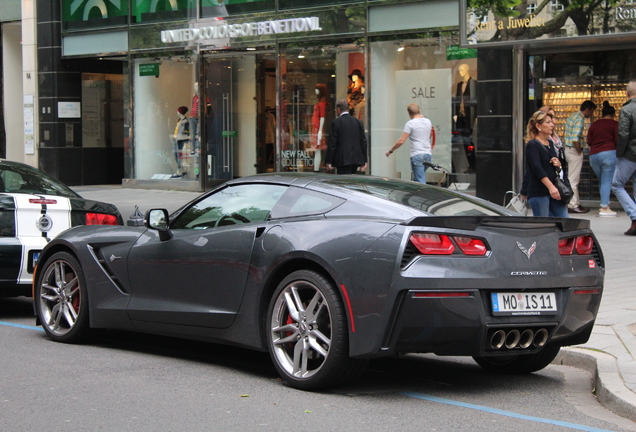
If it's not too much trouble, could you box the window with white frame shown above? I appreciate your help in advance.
[550,0,564,11]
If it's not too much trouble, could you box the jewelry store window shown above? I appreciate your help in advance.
[527,50,633,206]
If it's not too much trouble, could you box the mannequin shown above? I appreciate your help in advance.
[190,82,211,155]
[172,106,190,178]
[347,69,365,122]
[453,63,477,171]
[312,83,328,171]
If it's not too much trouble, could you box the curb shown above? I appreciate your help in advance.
[558,347,636,422]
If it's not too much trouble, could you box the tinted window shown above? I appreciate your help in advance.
[270,186,345,219]
[323,177,503,216]
[171,184,286,229]
[0,162,79,198]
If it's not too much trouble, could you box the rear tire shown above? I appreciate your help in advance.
[473,346,561,374]
[34,252,91,343]
[266,270,366,390]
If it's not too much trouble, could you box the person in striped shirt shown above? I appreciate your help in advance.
[563,100,597,213]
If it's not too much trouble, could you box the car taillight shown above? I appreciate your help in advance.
[410,233,455,255]
[409,233,488,256]
[575,235,594,255]
[454,236,488,256]
[86,213,119,225]
[559,236,594,255]
[558,238,575,255]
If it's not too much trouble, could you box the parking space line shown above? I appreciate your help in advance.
[402,392,614,432]
[0,321,44,332]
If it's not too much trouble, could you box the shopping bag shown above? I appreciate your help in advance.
[504,191,532,216]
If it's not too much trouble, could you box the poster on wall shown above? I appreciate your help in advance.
[395,69,452,182]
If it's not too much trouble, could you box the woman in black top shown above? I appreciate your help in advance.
[524,110,570,217]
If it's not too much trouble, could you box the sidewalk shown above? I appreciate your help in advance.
[74,185,636,420]
[556,208,636,421]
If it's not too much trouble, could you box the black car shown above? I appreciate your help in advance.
[33,173,603,390]
[0,159,123,297]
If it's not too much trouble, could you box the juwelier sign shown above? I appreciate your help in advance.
[461,0,636,47]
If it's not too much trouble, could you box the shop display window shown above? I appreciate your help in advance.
[526,51,634,204]
[370,34,478,191]
[278,44,363,173]
[132,56,200,182]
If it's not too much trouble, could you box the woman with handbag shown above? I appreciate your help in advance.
[524,110,570,217]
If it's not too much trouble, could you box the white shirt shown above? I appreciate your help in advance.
[404,117,433,157]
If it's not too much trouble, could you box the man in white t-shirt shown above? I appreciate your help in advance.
[386,103,435,183]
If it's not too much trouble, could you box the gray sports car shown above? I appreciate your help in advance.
[33,173,604,390]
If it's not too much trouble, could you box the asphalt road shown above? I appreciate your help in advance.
[2,297,635,432]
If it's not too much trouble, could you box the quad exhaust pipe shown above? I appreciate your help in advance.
[488,328,550,350]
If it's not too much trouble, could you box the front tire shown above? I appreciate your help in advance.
[266,270,365,390]
[473,346,561,374]
[35,251,91,343]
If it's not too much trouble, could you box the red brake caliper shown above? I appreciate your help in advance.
[68,273,80,313]
[286,314,294,348]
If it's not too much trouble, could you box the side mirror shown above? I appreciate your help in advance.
[145,209,173,241]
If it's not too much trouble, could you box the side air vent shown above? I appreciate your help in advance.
[591,242,604,269]
[87,245,129,294]
[401,242,417,268]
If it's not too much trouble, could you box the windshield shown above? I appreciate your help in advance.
[0,161,80,198]
[323,177,505,216]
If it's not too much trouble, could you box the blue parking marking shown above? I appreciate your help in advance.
[0,321,44,332]
[402,392,614,432]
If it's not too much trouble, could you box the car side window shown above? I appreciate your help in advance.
[171,184,287,230]
[269,187,345,219]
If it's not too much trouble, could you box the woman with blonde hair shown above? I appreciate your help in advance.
[523,110,570,217]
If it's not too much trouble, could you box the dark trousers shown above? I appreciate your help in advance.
[336,165,360,174]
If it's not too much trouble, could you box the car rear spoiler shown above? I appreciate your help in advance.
[403,216,590,232]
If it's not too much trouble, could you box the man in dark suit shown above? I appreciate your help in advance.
[326,99,368,174]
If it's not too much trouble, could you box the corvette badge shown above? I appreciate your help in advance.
[516,241,536,260]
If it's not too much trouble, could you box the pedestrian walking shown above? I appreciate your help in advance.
[520,106,562,202]
[587,101,618,216]
[563,100,596,213]
[386,103,435,183]
[524,110,570,218]
[611,81,636,235]
[326,99,367,174]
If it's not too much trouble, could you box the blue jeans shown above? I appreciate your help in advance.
[611,157,636,221]
[589,150,617,207]
[528,195,569,218]
[411,153,432,183]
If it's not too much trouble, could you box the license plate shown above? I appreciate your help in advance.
[491,292,557,315]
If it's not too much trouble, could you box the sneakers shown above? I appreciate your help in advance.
[599,207,617,217]
[170,173,182,179]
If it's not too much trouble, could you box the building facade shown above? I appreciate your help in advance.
[11,0,636,204]
[10,0,518,201]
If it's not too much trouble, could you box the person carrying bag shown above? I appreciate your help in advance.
[524,110,570,218]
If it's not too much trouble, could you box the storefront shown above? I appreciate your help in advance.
[462,0,636,204]
[44,0,499,196]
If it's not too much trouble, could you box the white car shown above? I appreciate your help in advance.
[0,159,122,297]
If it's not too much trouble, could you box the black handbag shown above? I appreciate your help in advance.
[553,167,573,205]
[537,141,573,204]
